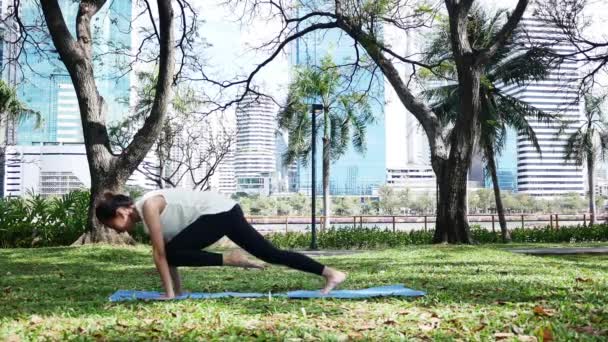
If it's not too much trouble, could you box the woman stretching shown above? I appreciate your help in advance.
[96,188,347,299]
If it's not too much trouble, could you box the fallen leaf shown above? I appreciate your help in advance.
[473,324,486,332]
[347,332,364,340]
[540,327,554,342]
[29,315,43,325]
[511,325,524,335]
[418,317,441,332]
[575,277,593,283]
[383,319,397,326]
[5,334,20,342]
[533,305,556,317]
[574,325,602,336]
[518,335,538,342]
[116,320,129,328]
[494,332,515,340]
[356,323,377,331]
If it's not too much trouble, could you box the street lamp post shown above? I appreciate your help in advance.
[310,103,323,250]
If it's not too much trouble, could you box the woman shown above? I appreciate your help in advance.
[96,188,347,299]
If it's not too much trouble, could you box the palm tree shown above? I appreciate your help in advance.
[422,8,555,242]
[0,80,40,130]
[563,94,608,226]
[279,56,375,229]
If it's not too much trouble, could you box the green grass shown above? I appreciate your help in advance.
[1,245,607,341]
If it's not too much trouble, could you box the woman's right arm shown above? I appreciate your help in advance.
[142,197,175,299]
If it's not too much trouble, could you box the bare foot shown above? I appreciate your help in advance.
[320,267,347,294]
[223,250,266,269]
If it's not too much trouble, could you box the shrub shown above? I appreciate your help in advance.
[0,191,89,247]
[267,224,608,249]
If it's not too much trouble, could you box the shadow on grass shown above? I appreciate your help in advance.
[1,246,607,320]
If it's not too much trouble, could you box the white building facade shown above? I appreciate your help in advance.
[2,144,158,197]
[501,16,586,198]
[234,94,278,195]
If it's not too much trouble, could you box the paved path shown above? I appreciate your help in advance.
[510,246,608,255]
[299,250,364,257]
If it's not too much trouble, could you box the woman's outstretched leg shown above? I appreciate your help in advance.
[165,213,262,269]
[226,206,347,293]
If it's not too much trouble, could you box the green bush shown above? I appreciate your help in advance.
[267,227,433,249]
[0,191,89,247]
[267,224,608,249]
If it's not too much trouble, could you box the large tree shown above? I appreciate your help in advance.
[229,0,531,243]
[422,8,555,242]
[279,56,375,229]
[8,0,178,243]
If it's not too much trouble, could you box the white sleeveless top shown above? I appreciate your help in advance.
[134,188,237,242]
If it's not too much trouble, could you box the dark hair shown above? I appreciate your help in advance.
[95,192,134,222]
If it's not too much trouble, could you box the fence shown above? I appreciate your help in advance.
[246,213,606,233]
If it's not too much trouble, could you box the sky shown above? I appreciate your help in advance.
[198,1,290,101]
[195,0,608,170]
[199,0,608,96]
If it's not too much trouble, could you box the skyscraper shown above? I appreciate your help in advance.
[16,0,132,145]
[495,15,585,197]
[234,94,278,195]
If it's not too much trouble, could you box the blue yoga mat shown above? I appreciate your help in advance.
[109,284,425,302]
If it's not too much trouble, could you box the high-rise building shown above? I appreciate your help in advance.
[234,94,277,195]
[16,0,131,145]
[494,15,585,197]
[290,4,386,196]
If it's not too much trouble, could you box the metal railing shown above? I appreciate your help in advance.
[246,213,605,233]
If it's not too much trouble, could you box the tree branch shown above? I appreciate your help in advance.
[116,0,175,177]
[39,0,82,63]
[477,0,529,65]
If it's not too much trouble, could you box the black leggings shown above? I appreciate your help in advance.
[164,205,325,275]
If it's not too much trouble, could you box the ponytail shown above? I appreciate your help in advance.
[95,192,133,222]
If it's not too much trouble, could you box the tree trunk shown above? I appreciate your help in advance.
[41,0,175,244]
[587,154,596,226]
[432,59,482,244]
[72,178,135,245]
[486,146,511,242]
[433,156,473,243]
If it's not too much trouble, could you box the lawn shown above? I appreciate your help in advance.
[1,245,607,341]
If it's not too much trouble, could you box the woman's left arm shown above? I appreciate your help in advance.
[142,197,175,299]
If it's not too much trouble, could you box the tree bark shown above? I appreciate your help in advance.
[587,154,596,226]
[433,155,473,243]
[486,145,511,242]
[41,0,175,244]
